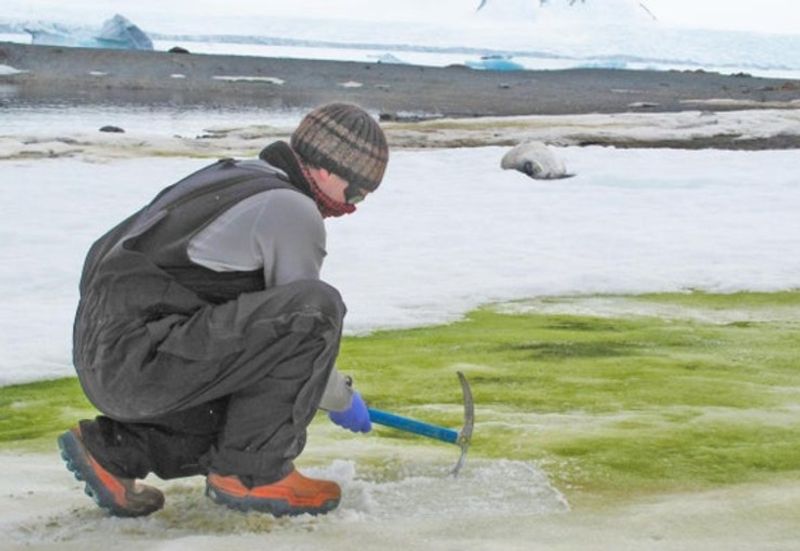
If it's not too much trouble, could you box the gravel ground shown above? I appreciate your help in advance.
[2,41,800,120]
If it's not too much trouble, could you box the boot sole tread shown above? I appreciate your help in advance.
[57,430,160,518]
[205,484,339,517]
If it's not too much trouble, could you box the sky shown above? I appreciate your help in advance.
[3,0,799,36]
[286,0,800,35]
[646,0,800,35]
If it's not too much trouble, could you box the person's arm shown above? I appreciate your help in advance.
[251,190,356,413]
[189,189,356,412]
[251,189,326,286]
[318,368,354,412]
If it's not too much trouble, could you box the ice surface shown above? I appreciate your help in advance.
[4,448,800,550]
[0,104,306,137]
[5,452,567,549]
[1,145,798,385]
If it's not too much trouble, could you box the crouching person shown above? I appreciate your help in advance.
[58,103,388,518]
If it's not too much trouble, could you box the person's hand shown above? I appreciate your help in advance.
[328,391,371,433]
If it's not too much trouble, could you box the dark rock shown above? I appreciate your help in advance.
[99,125,125,133]
[731,72,753,78]
[498,83,512,89]
[168,46,190,54]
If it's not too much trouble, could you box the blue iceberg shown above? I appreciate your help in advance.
[465,55,525,71]
[95,15,153,50]
[25,15,153,51]
[578,57,629,70]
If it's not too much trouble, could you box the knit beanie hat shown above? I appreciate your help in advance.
[291,103,389,192]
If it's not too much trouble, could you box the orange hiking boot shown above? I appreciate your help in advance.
[57,426,165,517]
[206,469,341,516]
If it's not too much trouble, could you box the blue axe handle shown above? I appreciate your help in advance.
[367,407,459,444]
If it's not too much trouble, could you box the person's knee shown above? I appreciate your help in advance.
[287,280,346,322]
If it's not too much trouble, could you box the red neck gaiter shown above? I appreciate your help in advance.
[298,161,357,218]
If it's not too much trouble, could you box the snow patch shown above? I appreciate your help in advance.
[681,98,800,109]
[0,64,27,76]
[492,296,800,324]
[212,75,285,85]
[1,146,799,385]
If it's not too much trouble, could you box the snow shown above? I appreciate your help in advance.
[211,75,286,84]
[0,64,26,76]
[0,448,570,549]
[4,449,800,549]
[1,144,798,386]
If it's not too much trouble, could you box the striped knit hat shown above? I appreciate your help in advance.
[291,103,389,191]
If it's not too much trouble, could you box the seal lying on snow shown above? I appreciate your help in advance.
[501,142,574,180]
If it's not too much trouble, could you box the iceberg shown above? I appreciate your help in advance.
[24,14,152,51]
[465,55,525,71]
[94,15,153,50]
[578,57,629,70]
[23,21,85,47]
[372,53,409,65]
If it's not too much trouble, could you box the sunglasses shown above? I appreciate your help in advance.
[344,182,370,205]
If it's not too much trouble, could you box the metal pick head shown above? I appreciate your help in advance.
[450,371,474,477]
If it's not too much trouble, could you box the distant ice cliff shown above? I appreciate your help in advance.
[23,14,152,50]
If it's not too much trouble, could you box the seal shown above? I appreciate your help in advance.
[500,141,574,179]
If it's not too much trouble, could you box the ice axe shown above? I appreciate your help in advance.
[367,371,474,476]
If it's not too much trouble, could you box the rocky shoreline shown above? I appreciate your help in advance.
[4,42,800,114]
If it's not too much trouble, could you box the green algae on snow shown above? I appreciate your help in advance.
[340,291,800,499]
[2,291,799,501]
[0,378,95,448]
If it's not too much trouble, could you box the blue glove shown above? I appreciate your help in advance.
[328,391,372,433]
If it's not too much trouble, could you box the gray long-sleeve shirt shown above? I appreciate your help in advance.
[186,185,353,412]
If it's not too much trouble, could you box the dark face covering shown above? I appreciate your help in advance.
[299,160,357,219]
[259,141,357,218]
